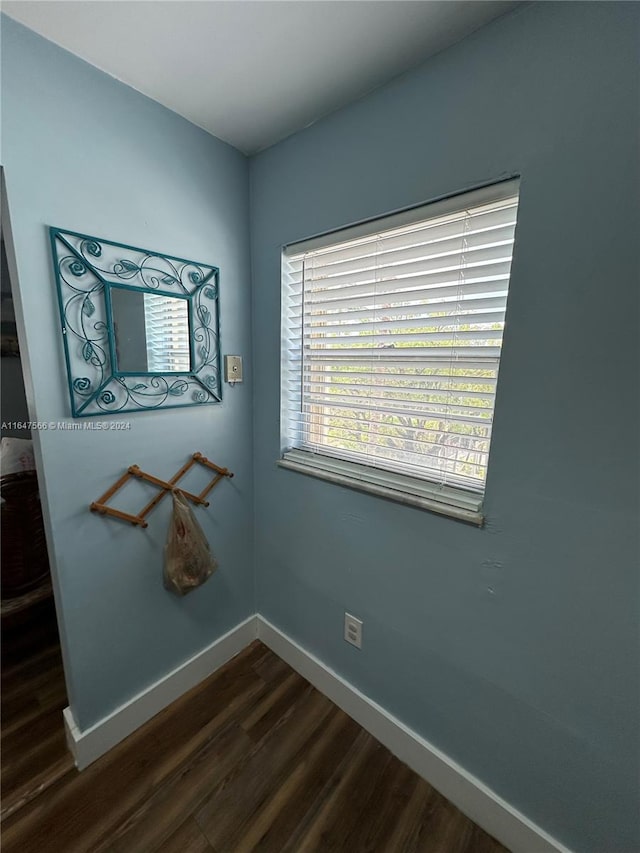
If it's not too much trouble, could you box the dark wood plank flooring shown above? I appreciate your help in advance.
[1,598,73,822]
[1,640,508,853]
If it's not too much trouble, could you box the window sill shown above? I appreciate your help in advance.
[278,450,484,526]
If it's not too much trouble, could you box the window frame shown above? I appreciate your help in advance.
[279,178,520,525]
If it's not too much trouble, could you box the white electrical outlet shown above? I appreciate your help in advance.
[344,612,363,649]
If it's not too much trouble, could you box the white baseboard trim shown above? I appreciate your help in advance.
[256,615,571,853]
[64,614,258,771]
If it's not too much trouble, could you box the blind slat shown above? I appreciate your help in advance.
[292,346,503,362]
[296,379,496,401]
[287,406,493,430]
[287,276,509,307]
[296,295,508,323]
[288,417,492,447]
[301,312,506,337]
[302,331,503,348]
[302,258,513,293]
[304,238,515,283]
[304,222,516,276]
[297,426,490,459]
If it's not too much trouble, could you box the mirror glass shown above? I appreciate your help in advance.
[111,287,190,374]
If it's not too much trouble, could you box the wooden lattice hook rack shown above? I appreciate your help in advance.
[90,452,233,528]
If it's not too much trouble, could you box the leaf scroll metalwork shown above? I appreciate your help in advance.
[50,228,222,417]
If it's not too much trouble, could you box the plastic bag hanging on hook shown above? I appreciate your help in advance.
[164,490,218,595]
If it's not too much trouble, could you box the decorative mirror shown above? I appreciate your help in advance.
[49,228,221,416]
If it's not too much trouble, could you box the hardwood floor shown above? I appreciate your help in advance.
[1,598,73,822]
[1,640,509,853]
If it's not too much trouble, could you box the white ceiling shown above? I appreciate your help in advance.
[3,1,519,155]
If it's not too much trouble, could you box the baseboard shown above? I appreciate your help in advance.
[256,615,571,853]
[64,614,258,770]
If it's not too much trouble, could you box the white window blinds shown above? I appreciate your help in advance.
[143,294,190,373]
[281,180,519,495]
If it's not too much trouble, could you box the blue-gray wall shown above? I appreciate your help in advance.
[1,17,254,729]
[250,3,640,851]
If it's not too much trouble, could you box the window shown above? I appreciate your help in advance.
[143,293,191,373]
[280,180,519,524]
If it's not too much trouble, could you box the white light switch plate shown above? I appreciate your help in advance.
[224,355,243,383]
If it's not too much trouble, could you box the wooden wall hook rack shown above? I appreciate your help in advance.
[90,452,233,528]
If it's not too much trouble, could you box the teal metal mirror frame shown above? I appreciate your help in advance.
[49,228,221,417]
